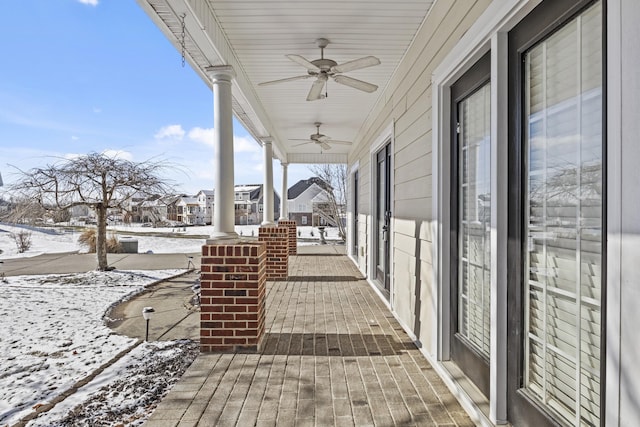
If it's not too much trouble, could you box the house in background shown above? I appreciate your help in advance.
[138,1,638,425]
[138,195,169,225]
[287,177,334,226]
[234,184,280,225]
[195,189,215,225]
[165,195,182,223]
[175,196,199,225]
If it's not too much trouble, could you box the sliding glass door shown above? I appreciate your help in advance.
[509,1,604,425]
[450,53,491,397]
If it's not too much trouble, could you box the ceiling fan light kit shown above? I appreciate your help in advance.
[259,38,381,101]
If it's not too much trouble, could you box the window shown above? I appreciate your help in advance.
[301,216,307,225]
[508,1,603,425]
[457,81,492,358]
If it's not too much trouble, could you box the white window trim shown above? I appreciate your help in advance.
[431,0,547,425]
[606,2,622,427]
[348,160,361,265]
[368,122,395,309]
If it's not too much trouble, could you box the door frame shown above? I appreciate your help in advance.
[369,122,395,306]
[449,52,492,399]
[506,1,606,425]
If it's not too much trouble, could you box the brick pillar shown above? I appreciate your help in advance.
[277,219,297,255]
[200,241,266,353]
[258,226,289,279]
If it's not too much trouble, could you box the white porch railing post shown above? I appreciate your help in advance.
[261,138,275,226]
[279,162,288,221]
[206,65,238,241]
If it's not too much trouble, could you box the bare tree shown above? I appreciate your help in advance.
[308,163,347,241]
[10,153,173,270]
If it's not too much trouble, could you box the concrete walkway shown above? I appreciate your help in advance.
[108,270,201,342]
[145,246,474,427]
[0,252,201,276]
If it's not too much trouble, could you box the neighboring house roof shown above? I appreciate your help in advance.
[178,197,199,205]
[249,186,262,201]
[287,177,331,200]
[197,189,215,197]
[235,184,261,193]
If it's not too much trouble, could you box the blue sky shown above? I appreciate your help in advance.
[0,0,310,196]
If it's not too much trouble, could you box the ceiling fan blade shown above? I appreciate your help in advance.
[326,139,352,145]
[333,75,378,93]
[307,77,326,101]
[320,142,332,151]
[286,54,320,72]
[292,141,312,147]
[331,56,381,73]
[258,75,312,86]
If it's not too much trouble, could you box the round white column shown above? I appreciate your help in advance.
[206,65,238,241]
[261,138,275,226]
[279,162,288,221]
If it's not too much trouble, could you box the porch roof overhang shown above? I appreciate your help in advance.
[136,0,435,164]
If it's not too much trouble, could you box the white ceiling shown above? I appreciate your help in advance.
[137,0,435,164]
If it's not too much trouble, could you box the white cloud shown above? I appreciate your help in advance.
[101,150,133,161]
[155,124,185,140]
[234,136,261,153]
[71,136,79,141]
[187,127,214,145]
[93,107,102,114]
[186,127,260,153]
[78,0,99,6]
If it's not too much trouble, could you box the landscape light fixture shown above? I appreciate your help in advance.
[142,306,155,341]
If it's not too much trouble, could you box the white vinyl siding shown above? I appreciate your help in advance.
[458,82,492,357]
[523,3,602,426]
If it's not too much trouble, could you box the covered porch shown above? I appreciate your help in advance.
[146,245,473,426]
[134,0,640,425]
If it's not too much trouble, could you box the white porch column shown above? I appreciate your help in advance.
[261,138,275,226]
[279,162,288,220]
[206,65,238,241]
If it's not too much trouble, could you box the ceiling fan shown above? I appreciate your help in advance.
[291,123,352,151]
[258,38,380,101]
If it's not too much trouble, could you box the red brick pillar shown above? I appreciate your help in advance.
[258,226,289,279]
[200,241,266,353]
[277,219,297,255]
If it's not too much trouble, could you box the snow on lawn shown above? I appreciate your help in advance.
[0,223,344,260]
[0,224,84,259]
[0,269,183,426]
[28,340,198,427]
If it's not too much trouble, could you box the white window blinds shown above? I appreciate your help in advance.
[524,2,602,426]
[458,82,491,357]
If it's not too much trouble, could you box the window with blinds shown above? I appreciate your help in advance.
[458,82,491,357]
[523,2,602,426]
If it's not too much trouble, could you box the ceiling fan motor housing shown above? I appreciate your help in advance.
[310,58,338,74]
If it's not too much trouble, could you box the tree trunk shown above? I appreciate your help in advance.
[96,204,109,271]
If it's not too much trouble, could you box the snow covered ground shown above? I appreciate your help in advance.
[0,223,342,260]
[0,269,193,427]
